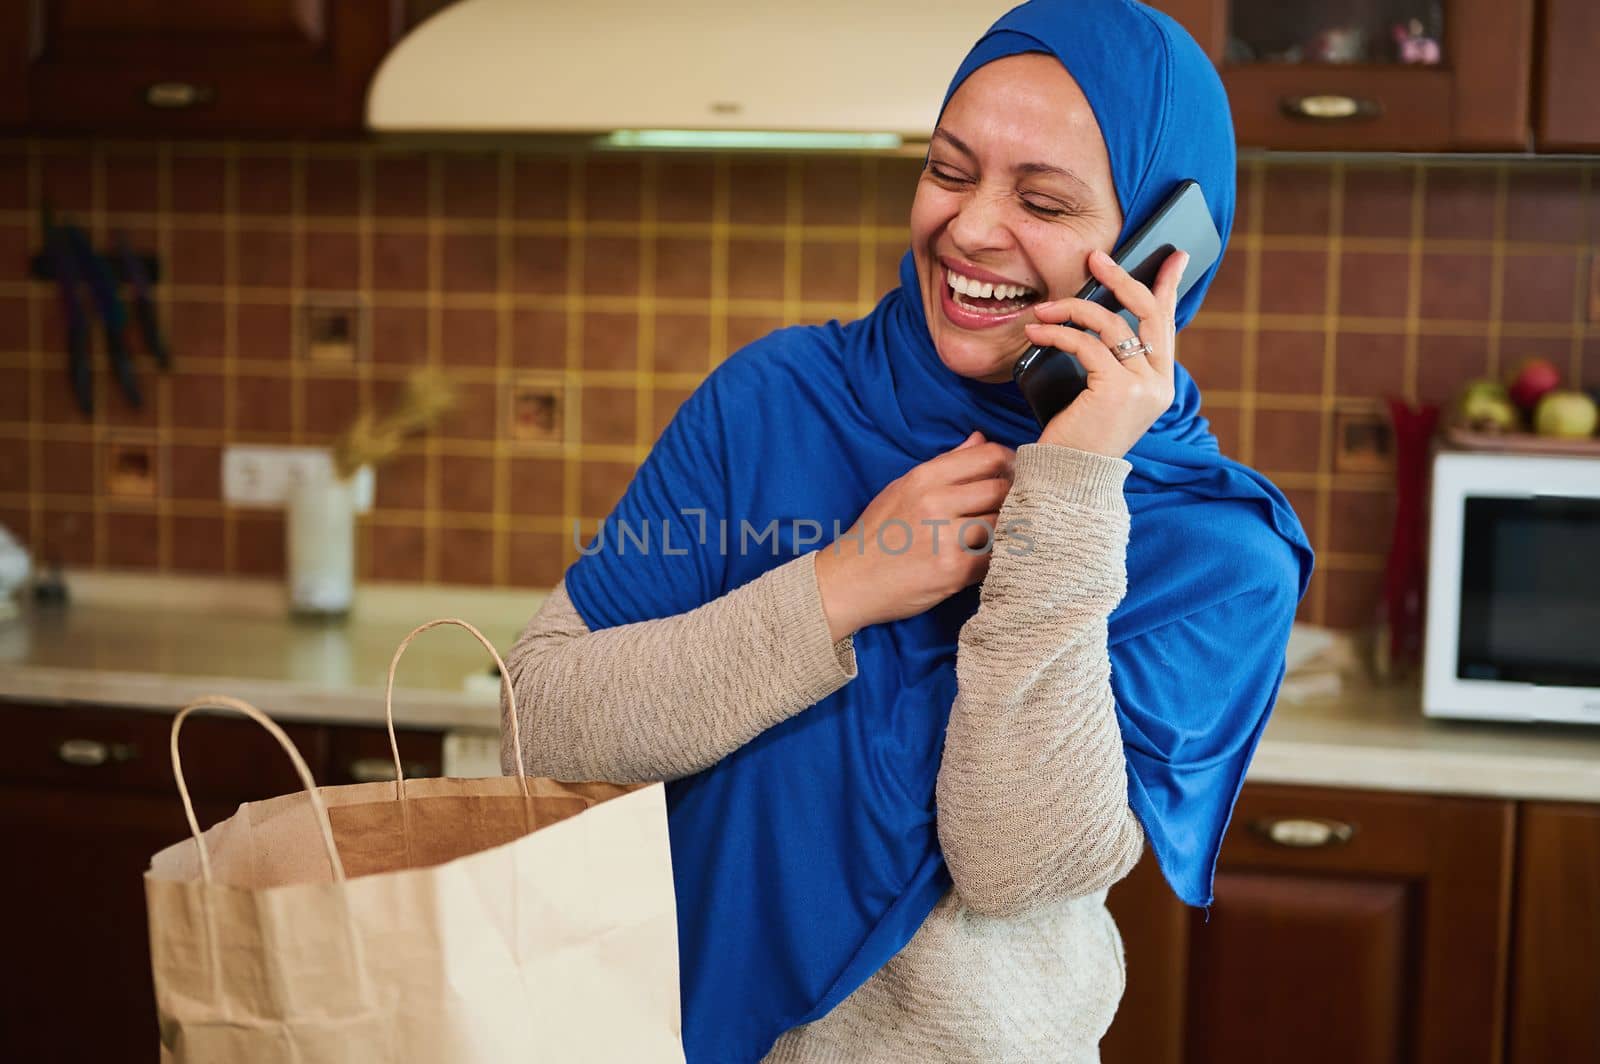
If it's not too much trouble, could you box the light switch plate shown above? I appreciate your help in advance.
[222,445,374,511]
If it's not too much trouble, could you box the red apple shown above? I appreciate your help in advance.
[1505,357,1563,411]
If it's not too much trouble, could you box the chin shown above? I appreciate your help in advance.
[932,332,1025,383]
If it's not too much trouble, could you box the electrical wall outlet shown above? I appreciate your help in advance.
[222,446,374,511]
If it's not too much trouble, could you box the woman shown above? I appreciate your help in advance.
[503,1,1312,1061]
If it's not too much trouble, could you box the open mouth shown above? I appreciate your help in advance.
[945,267,1041,315]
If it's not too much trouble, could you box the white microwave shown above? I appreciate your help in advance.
[1423,450,1600,724]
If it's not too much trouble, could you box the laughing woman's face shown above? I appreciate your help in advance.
[909,54,1123,383]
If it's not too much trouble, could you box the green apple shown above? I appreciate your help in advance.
[1457,384,1520,433]
[1533,390,1599,438]
[1459,377,1509,405]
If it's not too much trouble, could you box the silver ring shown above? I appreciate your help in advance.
[1113,337,1149,361]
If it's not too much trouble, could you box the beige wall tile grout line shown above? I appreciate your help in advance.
[88,143,106,567]
[24,145,42,557]
[423,154,443,582]
[561,156,586,567]
[221,145,240,574]
[1484,164,1509,377]
[637,156,658,465]
[709,156,731,371]
[1402,162,1425,402]
[1566,166,1591,381]
[1238,159,1264,469]
[491,151,514,586]
[11,205,1589,259]
[1312,161,1346,627]
[355,149,376,579]
[783,160,802,325]
[289,147,306,442]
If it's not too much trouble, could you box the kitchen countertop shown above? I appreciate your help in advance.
[0,572,541,731]
[2,571,1599,803]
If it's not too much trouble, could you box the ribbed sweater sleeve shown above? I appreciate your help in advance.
[934,442,1146,917]
[500,552,857,783]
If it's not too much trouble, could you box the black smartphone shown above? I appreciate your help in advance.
[1012,179,1222,427]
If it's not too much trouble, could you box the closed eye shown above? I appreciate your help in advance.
[926,163,973,185]
[1021,196,1074,218]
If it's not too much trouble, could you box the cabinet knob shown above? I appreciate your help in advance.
[144,82,215,109]
[56,738,138,767]
[1280,94,1380,121]
[1253,816,1355,849]
[347,757,431,783]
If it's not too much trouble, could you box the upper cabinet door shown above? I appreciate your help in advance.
[1535,0,1600,151]
[1156,0,1535,151]
[0,0,398,136]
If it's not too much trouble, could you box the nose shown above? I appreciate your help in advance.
[946,187,1014,257]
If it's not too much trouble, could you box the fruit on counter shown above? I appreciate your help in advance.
[1453,378,1520,433]
[1532,389,1599,439]
[1505,357,1563,411]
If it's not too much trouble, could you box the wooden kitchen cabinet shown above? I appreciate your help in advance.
[325,720,445,785]
[0,0,398,135]
[1534,0,1600,151]
[1153,0,1535,151]
[0,700,444,1060]
[1105,783,1517,1064]
[1507,802,1600,1063]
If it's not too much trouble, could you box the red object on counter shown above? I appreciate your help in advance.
[1383,398,1440,671]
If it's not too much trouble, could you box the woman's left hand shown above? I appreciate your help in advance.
[1022,247,1189,460]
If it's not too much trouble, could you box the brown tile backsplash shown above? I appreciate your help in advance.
[1,143,1594,628]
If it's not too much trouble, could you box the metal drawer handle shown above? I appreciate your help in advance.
[145,82,215,109]
[1280,94,1379,121]
[348,757,430,784]
[1253,816,1355,848]
[57,738,138,767]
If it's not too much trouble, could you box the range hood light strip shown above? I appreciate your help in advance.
[600,129,904,151]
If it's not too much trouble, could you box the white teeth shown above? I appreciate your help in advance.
[946,268,1033,302]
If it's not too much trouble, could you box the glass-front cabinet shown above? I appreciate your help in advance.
[1156,0,1535,150]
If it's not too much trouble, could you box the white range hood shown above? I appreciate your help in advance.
[367,0,1015,146]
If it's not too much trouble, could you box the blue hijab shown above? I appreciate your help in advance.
[564,2,1313,1060]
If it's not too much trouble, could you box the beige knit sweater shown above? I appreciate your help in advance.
[502,443,1146,1063]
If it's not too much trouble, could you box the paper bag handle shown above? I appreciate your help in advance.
[384,617,530,801]
[170,695,346,884]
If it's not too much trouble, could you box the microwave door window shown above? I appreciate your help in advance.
[1457,496,1600,687]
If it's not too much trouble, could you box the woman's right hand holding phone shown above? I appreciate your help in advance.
[814,432,1014,642]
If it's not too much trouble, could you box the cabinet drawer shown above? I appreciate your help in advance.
[0,701,326,803]
[1222,783,1513,877]
[324,723,445,787]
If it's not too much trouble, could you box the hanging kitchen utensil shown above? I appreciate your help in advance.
[115,231,170,370]
[39,207,93,416]
[63,223,142,409]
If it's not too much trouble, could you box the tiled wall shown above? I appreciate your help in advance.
[0,141,1594,628]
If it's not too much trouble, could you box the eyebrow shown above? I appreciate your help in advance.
[931,127,1092,194]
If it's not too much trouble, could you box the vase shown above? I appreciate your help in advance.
[286,472,360,620]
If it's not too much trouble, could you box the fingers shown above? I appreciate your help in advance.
[959,512,999,551]
[1086,249,1161,322]
[939,476,1011,517]
[1029,296,1136,344]
[1022,321,1123,378]
[1145,250,1188,377]
[1152,248,1190,309]
[1086,246,1187,344]
[925,439,1016,484]
[951,430,985,451]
